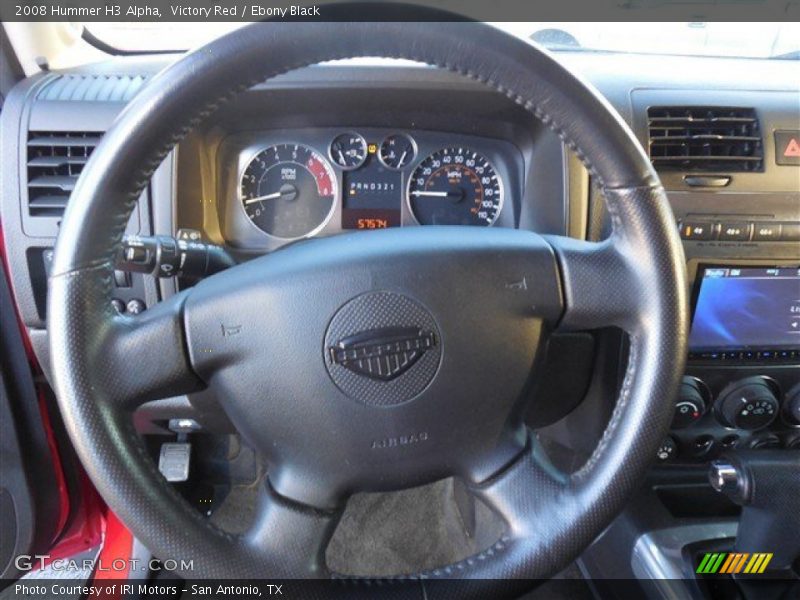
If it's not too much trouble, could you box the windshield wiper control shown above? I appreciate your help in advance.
[117,231,236,279]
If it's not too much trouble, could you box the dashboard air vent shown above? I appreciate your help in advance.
[26,132,102,217]
[36,74,147,102]
[647,106,763,172]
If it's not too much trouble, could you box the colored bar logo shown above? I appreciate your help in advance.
[696,552,773,574]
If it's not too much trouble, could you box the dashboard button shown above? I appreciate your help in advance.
[718,222,752,241]
[111,299,125,314]
[126,299,146,315]
[775,131,800,166]
[679,221,715,240]
[752,222,781,241]
[780,222,800,241]
[656,437,678,462]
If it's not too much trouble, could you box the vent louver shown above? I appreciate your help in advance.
[647,106,763,172]
[36,74,147,102]
[26,132,102,217]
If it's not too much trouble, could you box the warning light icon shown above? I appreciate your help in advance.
[783,138,800,158]
[775,131,800,165]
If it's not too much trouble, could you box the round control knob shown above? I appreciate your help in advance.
[672,377,708,429]
[784,384,800,426]
[715,377,779,431]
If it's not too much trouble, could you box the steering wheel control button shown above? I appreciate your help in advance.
[126,298,146,315]
[324,292,441,406]
[715,377,780,430]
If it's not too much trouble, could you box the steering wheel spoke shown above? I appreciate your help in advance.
[391,435,570,588]
[49,266,203,411]
[105,291,203,409]
[243,483,344,578]
[546,234,643,332]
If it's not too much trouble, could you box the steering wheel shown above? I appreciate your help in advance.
[48,18,687,594]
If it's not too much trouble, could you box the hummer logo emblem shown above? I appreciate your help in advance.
[329,326,436,381]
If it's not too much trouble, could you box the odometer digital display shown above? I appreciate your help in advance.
[341,147,402,230]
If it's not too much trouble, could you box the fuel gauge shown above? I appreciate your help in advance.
[330,132,368,170]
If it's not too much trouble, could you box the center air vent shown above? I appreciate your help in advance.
[647,107,763,172]
[26,132,102,217]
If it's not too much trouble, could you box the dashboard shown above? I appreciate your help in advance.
[219,128,520,250]
[1,52,798,442]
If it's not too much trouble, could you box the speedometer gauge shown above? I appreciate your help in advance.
[408,148,503,226]
[240,143,336,239]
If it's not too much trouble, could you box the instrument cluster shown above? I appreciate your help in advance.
[223,128,519,250]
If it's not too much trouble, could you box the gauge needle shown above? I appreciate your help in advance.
[244,191,284,205]
[244,182,303,204]
[410,190,450,197]
[411,190,464,203]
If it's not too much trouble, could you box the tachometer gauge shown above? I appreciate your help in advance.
[330,132,368,170]
[240,143,336,239]
[408,148,503,226]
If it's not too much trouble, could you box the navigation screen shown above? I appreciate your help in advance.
[690,266,800,351]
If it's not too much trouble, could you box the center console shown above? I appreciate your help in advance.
[580,85,800,597]
[663,263,800,463]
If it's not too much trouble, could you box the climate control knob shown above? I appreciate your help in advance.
[784,384,800,426]
[716,376,779,431]
[672,377,708,429]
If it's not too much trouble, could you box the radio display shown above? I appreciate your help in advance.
[341,148,402,230]
[690,266,800,352]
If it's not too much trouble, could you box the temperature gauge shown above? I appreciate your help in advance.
[379,133,416,170]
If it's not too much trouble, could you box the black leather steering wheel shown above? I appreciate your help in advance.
[48,18,688,594]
